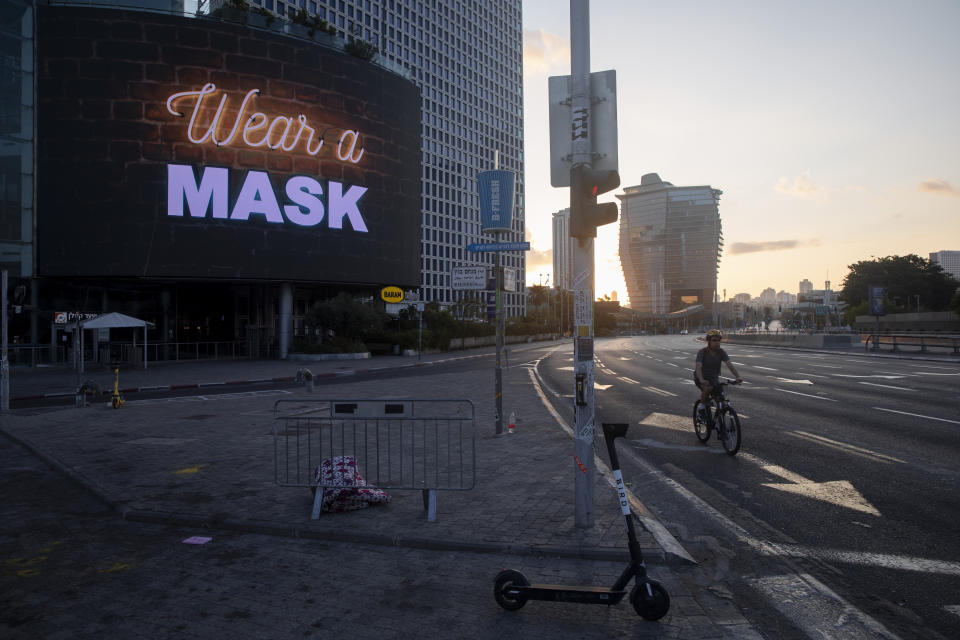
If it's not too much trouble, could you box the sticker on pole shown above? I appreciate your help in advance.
[573,289,591,326]
[576,337,593,362]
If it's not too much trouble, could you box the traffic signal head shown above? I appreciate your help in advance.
[570,166,620,238]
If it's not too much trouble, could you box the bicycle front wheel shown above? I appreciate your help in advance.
[693,399,711,443]
[719,408,742,455]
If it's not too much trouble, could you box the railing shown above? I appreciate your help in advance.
[864,334,960,355]
[5,340,265,367]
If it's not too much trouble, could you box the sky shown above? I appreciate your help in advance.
[520,0,960,305]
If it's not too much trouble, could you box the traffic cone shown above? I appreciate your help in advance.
[508,411,516,434]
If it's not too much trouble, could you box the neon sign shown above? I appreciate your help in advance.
[165,83,365,163]
[167,164,368,231]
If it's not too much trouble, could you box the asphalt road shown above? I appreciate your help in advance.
[538,335,960,640]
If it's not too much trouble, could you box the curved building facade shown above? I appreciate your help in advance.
[618,173,723,316]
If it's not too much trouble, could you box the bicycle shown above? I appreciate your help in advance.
[692,378,742,455]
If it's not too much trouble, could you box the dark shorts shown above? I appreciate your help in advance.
[694,375,720,390]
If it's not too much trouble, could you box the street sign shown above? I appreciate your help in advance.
[502,267,517,293]
[548,69,618,188]
[451,266,487,290]
[477,170,515,233]
[467,241,530,252]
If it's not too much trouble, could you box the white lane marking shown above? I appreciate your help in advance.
[609,433,899,637]
[643,386,678,397]
[753,366,778,371]
[595,383,612,390]
[914,371,960,376]
[833,374,906,380]
[740,452,880,516]
[795,372,830,379]
[858,381,914,391]
[787,431,906,464]
[600,368,617,375]
[619,357,630,360]
[683,367,695,372]
[873,407,960,425]
[619,376,640,384]
[808,363,841,369]
[778,550,960,578]
[750,574,901,640]
[639,412,690,432]
[775,388,838,401]
[666,362,679,368]
[770,377,814,385]
[557,366,575,371]
[907,363,955,370]
[528,369,696,564]
[633,438,728,453]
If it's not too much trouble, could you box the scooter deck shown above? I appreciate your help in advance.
[511,584,628,605]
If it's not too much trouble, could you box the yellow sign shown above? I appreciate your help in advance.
[380,286,404,303]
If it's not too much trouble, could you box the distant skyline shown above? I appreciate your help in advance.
[520,0,960,305]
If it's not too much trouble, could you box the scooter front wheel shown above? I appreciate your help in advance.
[493,569,530,611]
[631,580,670,621]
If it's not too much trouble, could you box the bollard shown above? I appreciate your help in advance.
[508,410,515,434]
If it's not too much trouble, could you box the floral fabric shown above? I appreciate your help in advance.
[314,455,391,513]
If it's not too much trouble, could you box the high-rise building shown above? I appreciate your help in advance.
[551,208,573,290]
[303,0,527,315]
[617,173,723,315]
[5,1,526,358]
[930,250,960,279]
[799,279,813,295]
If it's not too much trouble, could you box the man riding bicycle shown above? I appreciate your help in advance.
[695,329,742,419]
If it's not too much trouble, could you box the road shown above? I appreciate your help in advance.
[538,335,960,639]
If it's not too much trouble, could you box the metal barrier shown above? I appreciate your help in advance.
[865,334,960,355]
[273,399,476,521]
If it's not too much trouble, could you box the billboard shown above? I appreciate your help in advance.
[36,7,421,287]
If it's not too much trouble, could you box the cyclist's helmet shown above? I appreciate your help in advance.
[706,329,723,340]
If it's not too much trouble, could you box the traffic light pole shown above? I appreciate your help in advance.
[570,0,594,528]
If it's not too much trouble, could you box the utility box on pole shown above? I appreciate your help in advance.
[550,0,620,529]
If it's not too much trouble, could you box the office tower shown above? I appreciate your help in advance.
[799,279,813,295]
[290,0,527,315]
[617,173,723,315]
[552,208,573,290]
[929,250,960,279]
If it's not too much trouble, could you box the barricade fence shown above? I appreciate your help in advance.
[273,399,476,521]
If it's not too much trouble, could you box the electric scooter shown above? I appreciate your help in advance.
[493,422,670,621]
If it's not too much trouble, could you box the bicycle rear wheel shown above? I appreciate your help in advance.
[693,399,711,443]
[719,408,742,455]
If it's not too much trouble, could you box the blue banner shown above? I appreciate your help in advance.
[467,241,530,253]
[478,170,515,232]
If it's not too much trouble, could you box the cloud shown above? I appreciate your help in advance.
[918,179,960,197]
[775,171,824,200]
[526,248,553,270]
[728,238,820,255]
[523,29,569,74]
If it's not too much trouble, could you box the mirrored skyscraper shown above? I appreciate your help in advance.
[617,173,722,315]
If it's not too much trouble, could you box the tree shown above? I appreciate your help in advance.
[840,255,959,313]
[526,285,549,325]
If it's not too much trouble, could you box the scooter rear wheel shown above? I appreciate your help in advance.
[493,569,529,611]
[630,580,670,620]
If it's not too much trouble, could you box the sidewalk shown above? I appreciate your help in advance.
[1,345,766,635]
[1,345,693,563]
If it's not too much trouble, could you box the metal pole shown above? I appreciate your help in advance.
[492,150,505,436]
[570,0,594,528]
[495,240,504,435]
[1,270,9,411]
